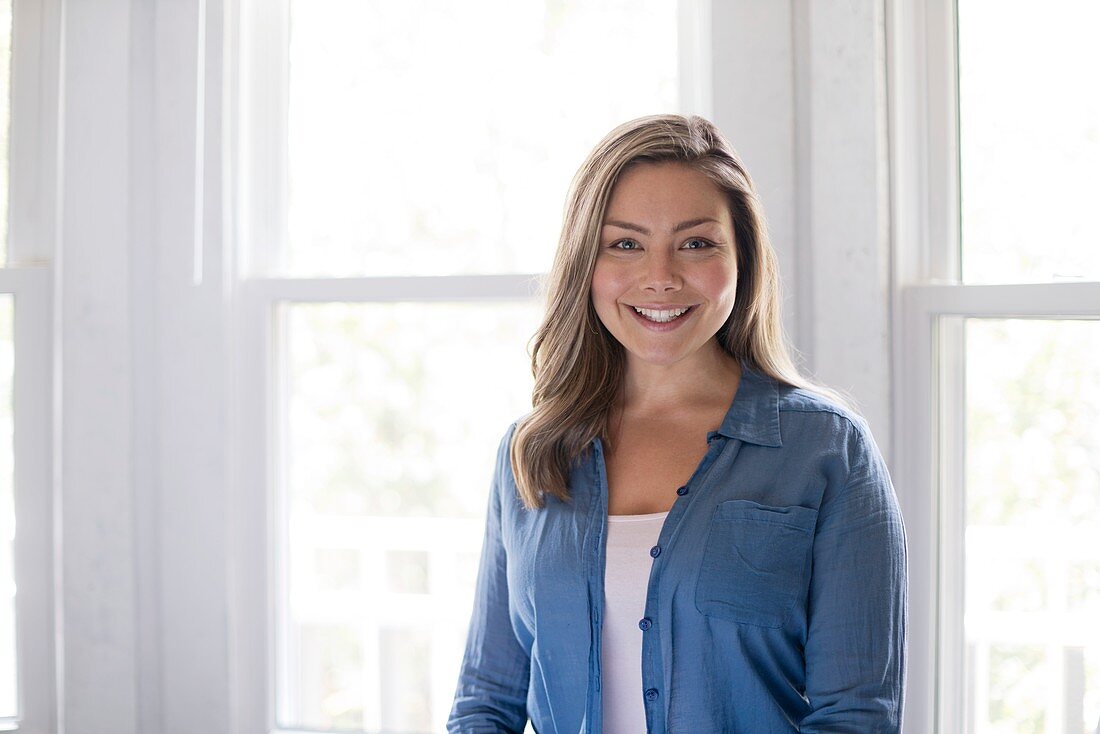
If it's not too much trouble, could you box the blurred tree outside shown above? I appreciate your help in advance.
[965,319,1100,733]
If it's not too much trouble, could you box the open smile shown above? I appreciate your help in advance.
[626,304,698,331]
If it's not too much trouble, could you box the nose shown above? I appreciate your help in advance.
[642,249,681,292]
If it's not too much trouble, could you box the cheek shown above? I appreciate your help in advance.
[698,265,739,307]
[590,262,623,314]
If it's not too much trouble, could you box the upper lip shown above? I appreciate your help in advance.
[627,303,697,310]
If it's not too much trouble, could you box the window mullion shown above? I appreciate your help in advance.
[925,0,961,283]
[906,282,1100,319]
[236,0,290,278]
[243,274,543,304]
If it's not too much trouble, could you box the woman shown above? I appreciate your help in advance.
[448,114,907,732]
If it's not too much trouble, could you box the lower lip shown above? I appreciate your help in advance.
[627,305,696,332]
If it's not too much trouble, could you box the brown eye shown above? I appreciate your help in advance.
[683,238,710,250]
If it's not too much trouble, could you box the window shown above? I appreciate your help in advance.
[893,1,1100,731]
[0,0,60,729]
[231,1,708,731]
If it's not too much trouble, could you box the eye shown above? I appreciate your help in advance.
[682,238,712,250]
[612,239,640,250]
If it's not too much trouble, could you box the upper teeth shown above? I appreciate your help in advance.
[633,306,689,323]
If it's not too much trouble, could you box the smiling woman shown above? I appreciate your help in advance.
[448,114,908,733]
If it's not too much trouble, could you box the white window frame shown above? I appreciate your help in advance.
[3,0,62,731]
[226,1,715,731]
[889,1,1100,731]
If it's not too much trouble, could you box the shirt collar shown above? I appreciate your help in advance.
[713,361,782,447]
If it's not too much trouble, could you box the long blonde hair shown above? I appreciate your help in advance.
[512,114,849,509]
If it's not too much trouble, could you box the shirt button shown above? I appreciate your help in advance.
[676,485,688,496]
[645,688,659,701]
[638,618,652,631]
[649,545,661,558]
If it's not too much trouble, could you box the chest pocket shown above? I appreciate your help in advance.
[694,500,818,628]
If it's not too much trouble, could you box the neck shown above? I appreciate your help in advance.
[618,341,742,415]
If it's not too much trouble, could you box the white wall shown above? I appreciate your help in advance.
[712,0,893,462]
[57,1,139,730]
[53,1,232,732]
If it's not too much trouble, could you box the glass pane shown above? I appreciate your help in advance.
[0,0,12,263]
[958,2,1100,283]
[277,301,539,732]
[0,296,15,717]
[965,319,1100,733]
[287,0,679,277]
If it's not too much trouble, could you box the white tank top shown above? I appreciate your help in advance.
[601,511,669,734]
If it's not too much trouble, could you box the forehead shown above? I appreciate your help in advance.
[605,162,729,218]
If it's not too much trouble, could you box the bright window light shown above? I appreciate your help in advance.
[964,318,1100,731]
[286,0,679,277]
[958,1,1100,283]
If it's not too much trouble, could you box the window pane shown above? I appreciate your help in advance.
[277,301,538,732]
[287,0,679,277]
[965,319,1100,732]
[0,295,15,718]
[958,2,1100,283]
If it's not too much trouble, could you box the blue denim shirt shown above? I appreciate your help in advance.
[449,364,907,733]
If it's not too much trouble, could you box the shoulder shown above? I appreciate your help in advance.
[768,386,900,530]
[490,417,528,504]
[777,383,867,430]
[488,422,521,490]
[774,383,885,473]
[776,383,864,427]
[493,418,524,471]
[499,416,524,443]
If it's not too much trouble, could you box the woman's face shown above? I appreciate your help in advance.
[591,161,739,370]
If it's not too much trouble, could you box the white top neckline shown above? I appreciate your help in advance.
[607,510,670,523]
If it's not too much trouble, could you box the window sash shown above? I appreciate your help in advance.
[232,275,539,733]
[234,0,713,282]
[889,0,1100,729]
[899,284,1100,732]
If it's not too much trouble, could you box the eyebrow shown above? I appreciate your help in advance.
[602,218,721,236]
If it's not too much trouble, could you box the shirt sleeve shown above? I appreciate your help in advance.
[800,420,908,732]
[447,425,531,733]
